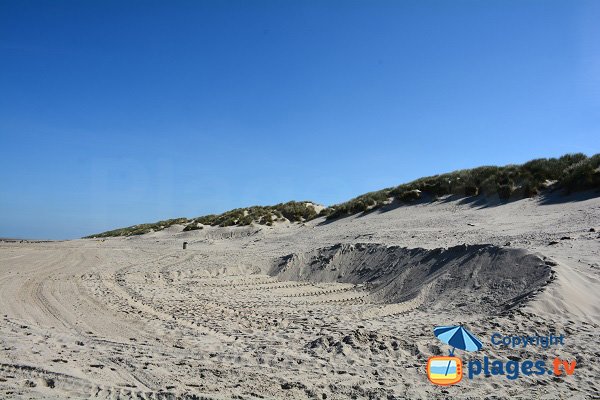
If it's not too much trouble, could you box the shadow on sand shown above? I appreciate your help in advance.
[317,189,599,225]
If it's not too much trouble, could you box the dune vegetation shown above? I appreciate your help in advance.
[84,153,599,238]
[182,201,320,231]
[84,218,189,238]
[84,202,320,238]
[323,153,600,220]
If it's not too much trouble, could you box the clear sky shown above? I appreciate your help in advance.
[1,1,599,239]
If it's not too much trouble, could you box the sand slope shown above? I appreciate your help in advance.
[0,193,599,399]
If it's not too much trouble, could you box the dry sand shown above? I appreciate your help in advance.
[0,193,599,399]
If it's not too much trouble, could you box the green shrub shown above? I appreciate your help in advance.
[464,185,479,196]
[398,189,422,202]
[479,175,498,196]
[560,154,600,193]
[275,201,319,221]
[497,184,514,200]
[183,224,203,231]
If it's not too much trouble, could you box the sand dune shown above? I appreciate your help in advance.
[0,194,599,398]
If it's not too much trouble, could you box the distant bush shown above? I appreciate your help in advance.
[183,223,203,231]
[325,190,392,220]
[561,154,600,193]
[398,189,422,202]
[275,201,318,221]
[464,185,479,196]
[497,184,514,200]
[194,215,218,225]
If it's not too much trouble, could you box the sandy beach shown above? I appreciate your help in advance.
[3,0,599,398]
[1,193,598,399]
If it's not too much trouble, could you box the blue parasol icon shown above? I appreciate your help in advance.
[434,325,483,375]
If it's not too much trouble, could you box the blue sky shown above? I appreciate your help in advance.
[1,0,599,239]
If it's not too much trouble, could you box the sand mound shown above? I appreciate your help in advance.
[271,243,554,314]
